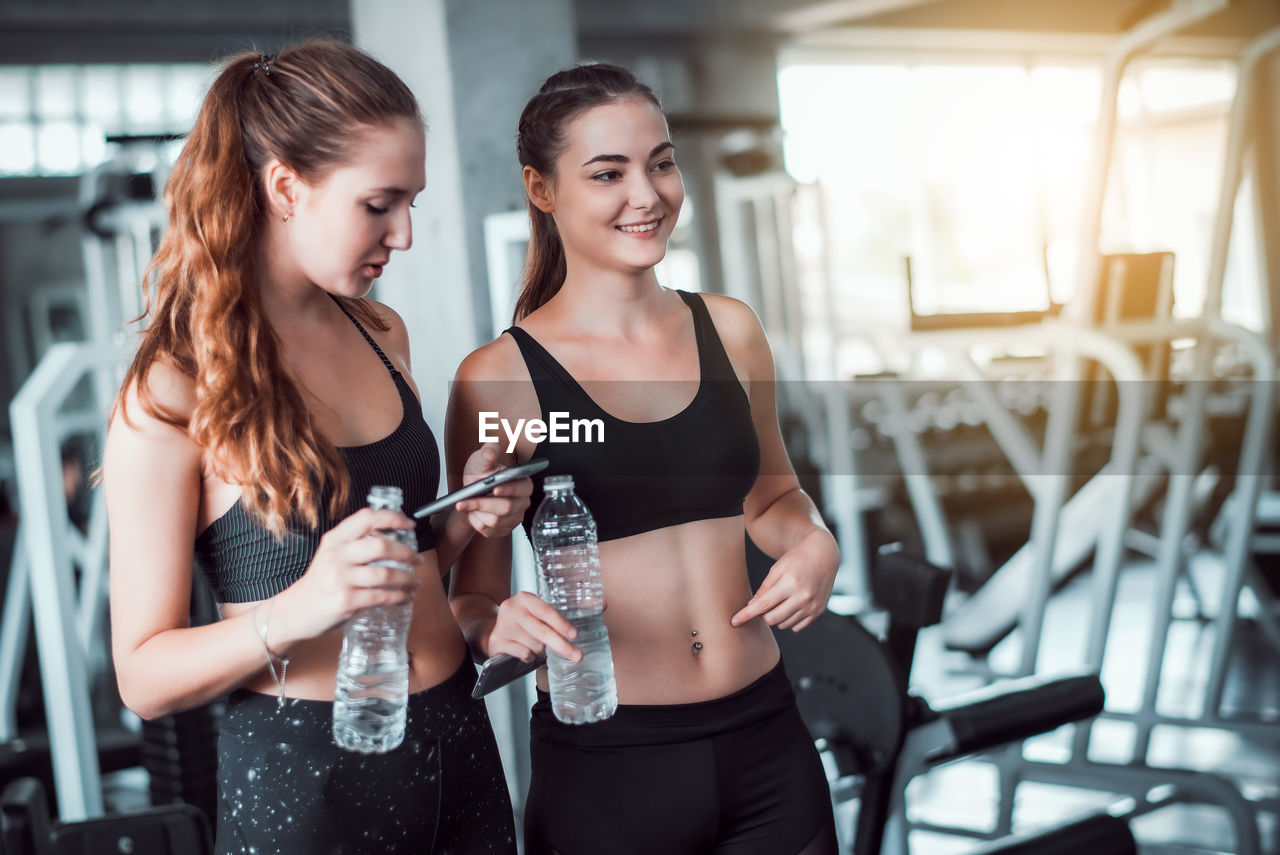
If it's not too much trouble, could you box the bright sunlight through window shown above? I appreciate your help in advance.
[778,59,1256,377]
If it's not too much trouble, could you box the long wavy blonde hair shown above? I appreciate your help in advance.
[116,41,422,536]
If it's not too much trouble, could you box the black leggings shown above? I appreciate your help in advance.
[215,657,516,855]
[525,659,837,855]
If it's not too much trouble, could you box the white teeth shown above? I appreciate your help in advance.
[618,222,658,233]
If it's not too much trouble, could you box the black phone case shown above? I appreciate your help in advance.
[413,458,549,518]
[471,653,543,699]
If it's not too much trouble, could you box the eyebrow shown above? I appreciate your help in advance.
[370,186,424,196]
[582,141,674,168]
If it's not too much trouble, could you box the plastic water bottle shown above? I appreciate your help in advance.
[333,485,415,753]
[531,475,617,725]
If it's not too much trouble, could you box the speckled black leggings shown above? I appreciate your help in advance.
[215,657,516,855]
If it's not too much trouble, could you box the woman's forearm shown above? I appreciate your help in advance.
[112,601,304,721]
[115,607,279,720]
[431,508,476,573]
[449,591,501,656]
[746,487,834,559]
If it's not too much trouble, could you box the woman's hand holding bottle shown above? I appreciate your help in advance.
[270,508,424,645]
[486,591,582,664]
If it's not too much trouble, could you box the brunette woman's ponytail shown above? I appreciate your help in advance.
[514,207,567,323]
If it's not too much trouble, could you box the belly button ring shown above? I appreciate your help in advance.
[691,629,702,654]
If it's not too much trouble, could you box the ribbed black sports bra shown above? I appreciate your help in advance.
[506,290,760,543]
[194,300,440,604]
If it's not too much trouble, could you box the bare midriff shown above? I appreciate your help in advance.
[535,514,779,705]
[219,550,468,700]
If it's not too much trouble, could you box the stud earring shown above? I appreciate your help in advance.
[282,212,292,223]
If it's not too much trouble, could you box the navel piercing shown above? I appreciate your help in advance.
[691,630,702,654]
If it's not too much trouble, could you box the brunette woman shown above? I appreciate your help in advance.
[447,64,839,855]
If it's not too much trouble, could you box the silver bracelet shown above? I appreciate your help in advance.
[253,599,290,709]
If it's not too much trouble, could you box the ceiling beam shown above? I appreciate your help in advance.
[0,23,350,65]
[785,25,1246,60]
[767,0,946,32]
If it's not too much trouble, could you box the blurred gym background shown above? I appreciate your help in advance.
[1,1,1279,853]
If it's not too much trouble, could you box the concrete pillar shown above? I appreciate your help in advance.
[351,0,576,433]
[351,0,576,821]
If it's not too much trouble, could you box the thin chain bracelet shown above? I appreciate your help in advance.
[253,599,291,709]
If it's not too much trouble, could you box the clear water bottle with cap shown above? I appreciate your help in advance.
[333,485,415,753]
[531,474,617,724]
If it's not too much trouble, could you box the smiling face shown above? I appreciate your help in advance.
[277,117,426,298]
[532,97,684,279]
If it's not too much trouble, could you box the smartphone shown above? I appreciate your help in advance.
[412,458,549,519]
[471,653,545,699]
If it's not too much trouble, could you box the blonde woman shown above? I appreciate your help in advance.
[104,41,524,854]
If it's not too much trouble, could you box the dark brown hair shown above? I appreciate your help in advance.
[513,63,662,321]
[117,40,422,536]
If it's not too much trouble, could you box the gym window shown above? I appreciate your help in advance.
[0,63,212,176]
[777,57,1257,376]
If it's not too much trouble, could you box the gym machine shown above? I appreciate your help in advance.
[807,1,1275,851]
[753,541,1138,854]
[2,135,221,840]
[1,776,210,855]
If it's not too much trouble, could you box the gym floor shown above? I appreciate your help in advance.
[98,549,1279,853]
[902,550,1280,854]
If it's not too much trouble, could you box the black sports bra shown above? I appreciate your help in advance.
[193,300,440,604]
[506,290,760,543]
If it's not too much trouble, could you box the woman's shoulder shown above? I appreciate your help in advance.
[114,356,197,434]
[355,299,412,370]
[453,329,529,384]
[106,356,202,481]
[692,291,769,353]
[363,298,407,332]
[448,331,539,424]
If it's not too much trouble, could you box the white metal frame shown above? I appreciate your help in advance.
[716,170,873,602]
[479,209,539,817]
[8,343,126,821]
[852,4,1280,851]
